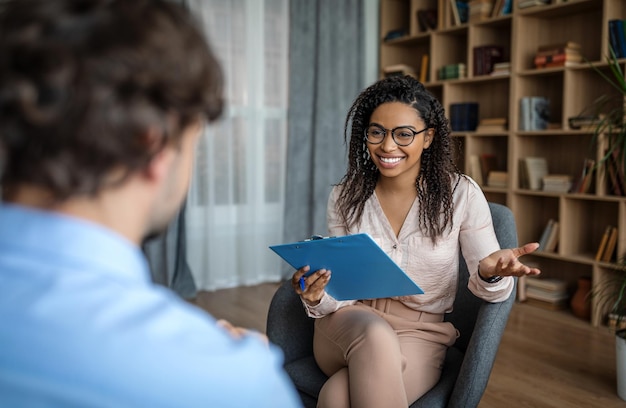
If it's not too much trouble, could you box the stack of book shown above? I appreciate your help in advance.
[519,276,569,310]
[542,174,573,193]
[437,63,466,80]
[449,102,479,131]
[518,0,549,9]
[534,41,583,69]
[487,171,508,188]
[476,117,507,132]
[473,45,504,76]
[468,0,493,23]
[490,61,510,77]
[383,64,416,78]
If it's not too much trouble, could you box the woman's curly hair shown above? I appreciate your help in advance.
[0,0,224,201]
[336,75,462,241]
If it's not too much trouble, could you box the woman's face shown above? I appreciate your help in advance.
[365,101,433,183]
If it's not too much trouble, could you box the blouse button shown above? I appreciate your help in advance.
[392,244,398,249]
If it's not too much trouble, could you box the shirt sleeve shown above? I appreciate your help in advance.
[459,178,514,303]
[300,291,356,318]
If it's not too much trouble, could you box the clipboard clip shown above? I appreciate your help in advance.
[304,234,325,241]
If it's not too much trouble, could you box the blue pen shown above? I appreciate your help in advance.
[299,276,306,291]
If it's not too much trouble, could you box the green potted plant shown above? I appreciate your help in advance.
[587,48,626,401]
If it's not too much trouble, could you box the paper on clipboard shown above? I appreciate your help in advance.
[269,233,424,300]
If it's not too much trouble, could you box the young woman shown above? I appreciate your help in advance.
[291,75,540,408]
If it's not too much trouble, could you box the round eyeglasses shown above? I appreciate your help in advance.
[364,125,428,147]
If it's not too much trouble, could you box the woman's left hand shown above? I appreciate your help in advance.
[478,242,541,280]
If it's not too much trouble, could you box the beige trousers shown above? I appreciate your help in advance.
[313,298,459,408]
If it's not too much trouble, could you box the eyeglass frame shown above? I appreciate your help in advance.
[364,124,429,147]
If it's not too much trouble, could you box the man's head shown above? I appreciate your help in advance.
[0,0,223,199]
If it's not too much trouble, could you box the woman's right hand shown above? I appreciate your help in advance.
[291,265,331,306]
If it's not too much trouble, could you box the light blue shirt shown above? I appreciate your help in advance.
[0,204,301,408]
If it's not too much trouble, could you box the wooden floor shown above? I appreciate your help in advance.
[195,282,625,407]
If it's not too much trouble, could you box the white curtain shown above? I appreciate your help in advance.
[185,0,289,290]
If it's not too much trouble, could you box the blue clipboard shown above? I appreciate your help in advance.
[269,233,424,300]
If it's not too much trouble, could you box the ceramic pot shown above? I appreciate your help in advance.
[570,276,591,320]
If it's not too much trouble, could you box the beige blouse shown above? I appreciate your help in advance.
[303,176,514,318]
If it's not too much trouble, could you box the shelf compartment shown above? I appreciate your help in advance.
[561,197,619,258]
[443,78,510,121]
[511,193,559,248]
[513,5,603,72]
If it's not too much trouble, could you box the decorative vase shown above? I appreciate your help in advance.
[570,276,591,320]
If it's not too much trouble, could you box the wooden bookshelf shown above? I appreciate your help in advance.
[379,0,626,327]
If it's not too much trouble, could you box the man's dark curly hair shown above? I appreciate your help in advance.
[0,0,224,200]
[337,75,462,240]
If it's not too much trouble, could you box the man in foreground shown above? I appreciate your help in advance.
[0,1,300,406]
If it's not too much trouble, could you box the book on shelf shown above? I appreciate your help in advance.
[601,226,618,263]
[473,45,504,76]
[595,225,614,261]
[449,0,461,26]
[468,0,494,23]
[534,53,583,67]
[522,276,569,310]
[476,117,507,133]
[606,148,625,196]
[568,114,602,130]
[383,64,416,78]
[491,0,505,17]
[437,63,466,80]
[519,96,550,131]
[537,218,556,251]
[480,117,507,126]
[519,156,548,190]
[525,276,568,292]
[383,28,407,42]
[526,286,569,303]
[608,19,626,58]
[416,9,438,32]
[479,153,498,184]
[543,220,560,253]
[475,123,507,133]
[419,54,429,83]
[571,158,595,194]
[489,61,510,76]
[542,174,573,193]
[449,102,479,131]
[518,0,549,9]
[487,171,508,188]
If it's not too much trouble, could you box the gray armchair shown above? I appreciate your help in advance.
[266,202,518,408]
